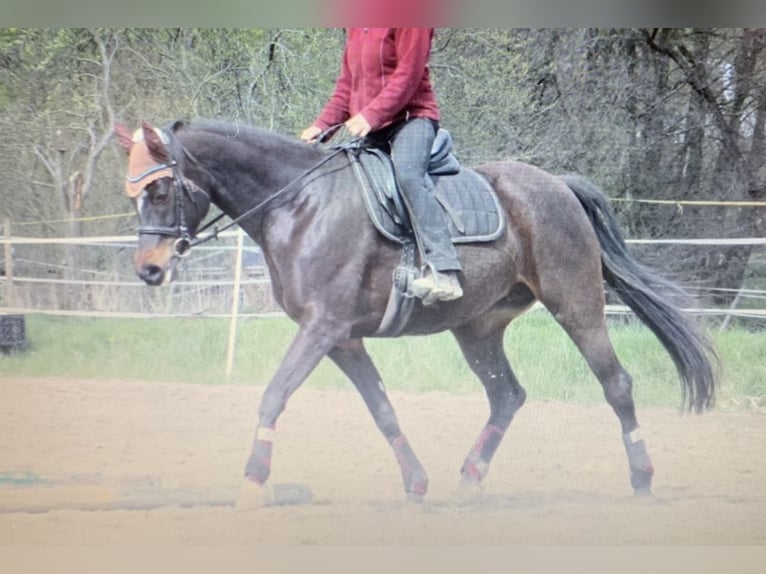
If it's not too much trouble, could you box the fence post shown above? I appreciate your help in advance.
[719,287,744,331]
[225,229,245,382]
[2,218,14,307]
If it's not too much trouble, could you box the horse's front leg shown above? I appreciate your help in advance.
[328,340,428,500]
[244,320,347,485]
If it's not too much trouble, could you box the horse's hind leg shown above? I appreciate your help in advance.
[451,320,527,486]
[328,339,428,500]
[546,303,655,495]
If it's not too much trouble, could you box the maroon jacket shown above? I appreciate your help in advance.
[313,28,441,132]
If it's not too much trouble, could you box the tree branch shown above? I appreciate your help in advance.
[642,28,745,174]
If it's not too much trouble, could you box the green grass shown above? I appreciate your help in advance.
[1,311,764,410]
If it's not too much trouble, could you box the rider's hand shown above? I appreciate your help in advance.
[345,114,372,138]
[300,125,323,143]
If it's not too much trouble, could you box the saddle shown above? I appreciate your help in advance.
[340,129,507,336]
[348,129,505,245]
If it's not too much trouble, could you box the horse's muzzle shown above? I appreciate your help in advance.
[137,263,166,286]
[134,238,180,286]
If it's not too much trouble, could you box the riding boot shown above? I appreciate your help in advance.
[412,269,463,305]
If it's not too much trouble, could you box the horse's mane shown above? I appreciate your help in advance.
[174,120,297,150]
[168,120,328,171]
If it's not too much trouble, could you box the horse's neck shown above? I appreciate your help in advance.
[198,134,319,218]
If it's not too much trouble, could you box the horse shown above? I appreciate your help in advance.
[114,119,716,501]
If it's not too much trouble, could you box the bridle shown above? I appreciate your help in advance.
[130,157,211,258]
[131,126,354,258]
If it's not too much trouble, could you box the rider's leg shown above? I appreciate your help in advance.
[389,118,462,304]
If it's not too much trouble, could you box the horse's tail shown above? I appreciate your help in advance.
[560,174,717,413]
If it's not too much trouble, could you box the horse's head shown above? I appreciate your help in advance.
[115,120,211,286]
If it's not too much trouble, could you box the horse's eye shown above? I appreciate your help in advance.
[146,181,170,204]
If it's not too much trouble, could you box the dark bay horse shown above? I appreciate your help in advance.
[115,119,716,499]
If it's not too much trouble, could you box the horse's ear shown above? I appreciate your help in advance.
[141,120,171,163]
[114,121,134,153]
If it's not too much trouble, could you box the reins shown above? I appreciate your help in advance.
[141,127,355,257]
[186,145,348,250]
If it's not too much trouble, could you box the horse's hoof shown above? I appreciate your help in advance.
[235,479,273,511]
[406,491,425,504]
[456,474,484,505]
[633,486,653,498]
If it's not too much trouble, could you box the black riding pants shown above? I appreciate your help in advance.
[366,118,461,272]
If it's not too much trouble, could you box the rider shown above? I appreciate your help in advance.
[300,28,462,305]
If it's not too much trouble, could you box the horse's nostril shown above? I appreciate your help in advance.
[139,264,164,286]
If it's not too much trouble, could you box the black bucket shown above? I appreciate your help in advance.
[0,314,26,352]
